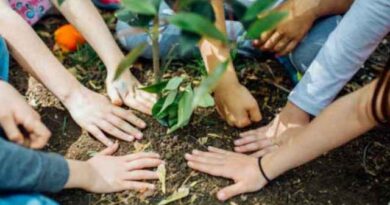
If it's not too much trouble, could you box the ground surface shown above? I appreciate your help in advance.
[9,11,390,205]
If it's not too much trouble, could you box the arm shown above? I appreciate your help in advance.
[198,0,262,128]
[257,0,355,55]
[0,3,147,146]
[288,0,390,115]
[263,78,377,180]
[51,0,156,112]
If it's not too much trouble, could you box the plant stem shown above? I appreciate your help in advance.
[152,16,161,83]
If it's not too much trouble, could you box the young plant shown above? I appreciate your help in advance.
[113,0,286,133]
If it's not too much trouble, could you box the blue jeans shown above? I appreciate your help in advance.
[0,38,58,205]
[115,1,341,84]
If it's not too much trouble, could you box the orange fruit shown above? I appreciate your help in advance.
[54,24,86,52]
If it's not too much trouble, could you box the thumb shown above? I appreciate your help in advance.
[217,183,245,201]
[107,85,123,106]
[248,105,262,122]
[98,141,119,156]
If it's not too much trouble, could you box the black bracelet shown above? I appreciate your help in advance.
[258,157,271,183]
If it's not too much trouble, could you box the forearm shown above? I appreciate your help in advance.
[0,6,81,102]
[52,0,124,75]
[264,81,377,179]
[312,0,354,18]
[0,138,69,192]
[199,0,240,89]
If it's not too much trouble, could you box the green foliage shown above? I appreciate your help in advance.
[57,0,65,6]
[145,61,228,133]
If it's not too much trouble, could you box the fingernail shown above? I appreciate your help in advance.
[185,153,191,158]
[217,192,226,201]
[107,141,114,146]
[136,133,143,139]
[128,136,135,141]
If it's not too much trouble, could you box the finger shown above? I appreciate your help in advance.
[140,92,157,107]
[240,127,264,137]
[262,32,282,51]
[123,181,156,191]
[98,141,119,155]
[86,124,114,146]
[234,136,258,146]
[185,153,224,165]
[125,95,152,115]
[273,37,291,53]
[257,30,274,48]
[234,139,274,153]
[248,105,262,122]
[0,116,23,145]
[96,120,134,142]
[250,145,279,158]
[215,103,227,121]
[126,158,164,170]
[187,161,222,176]
[208,146,231,155]
[124,170,159,180]
[106,114,143,139]
[230,109,251,128]
[107,86,123,106]
[29,121,51,149]
[217,183,245,201]
[112,107,146,129]
[278,40,298,56]
[124,152,161,161]
[192,149,224,159]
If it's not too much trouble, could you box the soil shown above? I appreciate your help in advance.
[8,12,390,205]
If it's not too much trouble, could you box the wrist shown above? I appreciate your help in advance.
[64,160,93,190]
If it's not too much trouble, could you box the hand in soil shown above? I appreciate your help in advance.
[106,70,156,115]
[66,142,164,193]
[63,86,146,146]
[253,0,317,56]
[0,81,51,149]
[235,102,309,157]
[185,147,267,201]
[214,84,262,128]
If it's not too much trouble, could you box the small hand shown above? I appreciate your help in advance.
[0,81,51,149]
[214,84,262,128]
[253,0,317,56]
[185,147,267,201]
[63,86,146,146]
[84,142,164,193]
[106,70,156,115]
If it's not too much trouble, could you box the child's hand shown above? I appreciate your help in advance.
[185,147,267,201]
[214,84,262,128]
[63,86,146,146]
[0,81,51,149]
[66,142,164,193]
[253,0,317,56]
[106,70,156,115]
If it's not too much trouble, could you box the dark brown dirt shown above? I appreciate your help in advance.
[8,13,390,205]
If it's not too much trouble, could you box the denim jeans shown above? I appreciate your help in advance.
[115,0,340,84]
[0,37,59,205]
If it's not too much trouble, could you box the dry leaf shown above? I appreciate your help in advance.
[157,164,167,194]
[158,187,190,205]
[134,141,151,153]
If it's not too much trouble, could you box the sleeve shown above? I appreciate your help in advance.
[288,0,390,116]
[0,137,69,193]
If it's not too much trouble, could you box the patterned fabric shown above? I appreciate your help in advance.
[8,0,52,25]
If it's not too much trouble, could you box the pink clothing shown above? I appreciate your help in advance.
[8,0,52,25]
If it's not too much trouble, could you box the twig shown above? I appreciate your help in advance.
[263,79,291,93]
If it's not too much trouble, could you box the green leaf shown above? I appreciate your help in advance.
[114,43,147,81]
[164,77,184,91]
[246,11,287,39]
[57,0,65,6]
[193,61,229,108]
[197,92,215,108]
[243,0,276,21]
[152,97,169,126]
[121,0,157,15]
[158,90,178,116]
[141,81,169,93]
[168,85,194,133]
[167,12,227,43]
